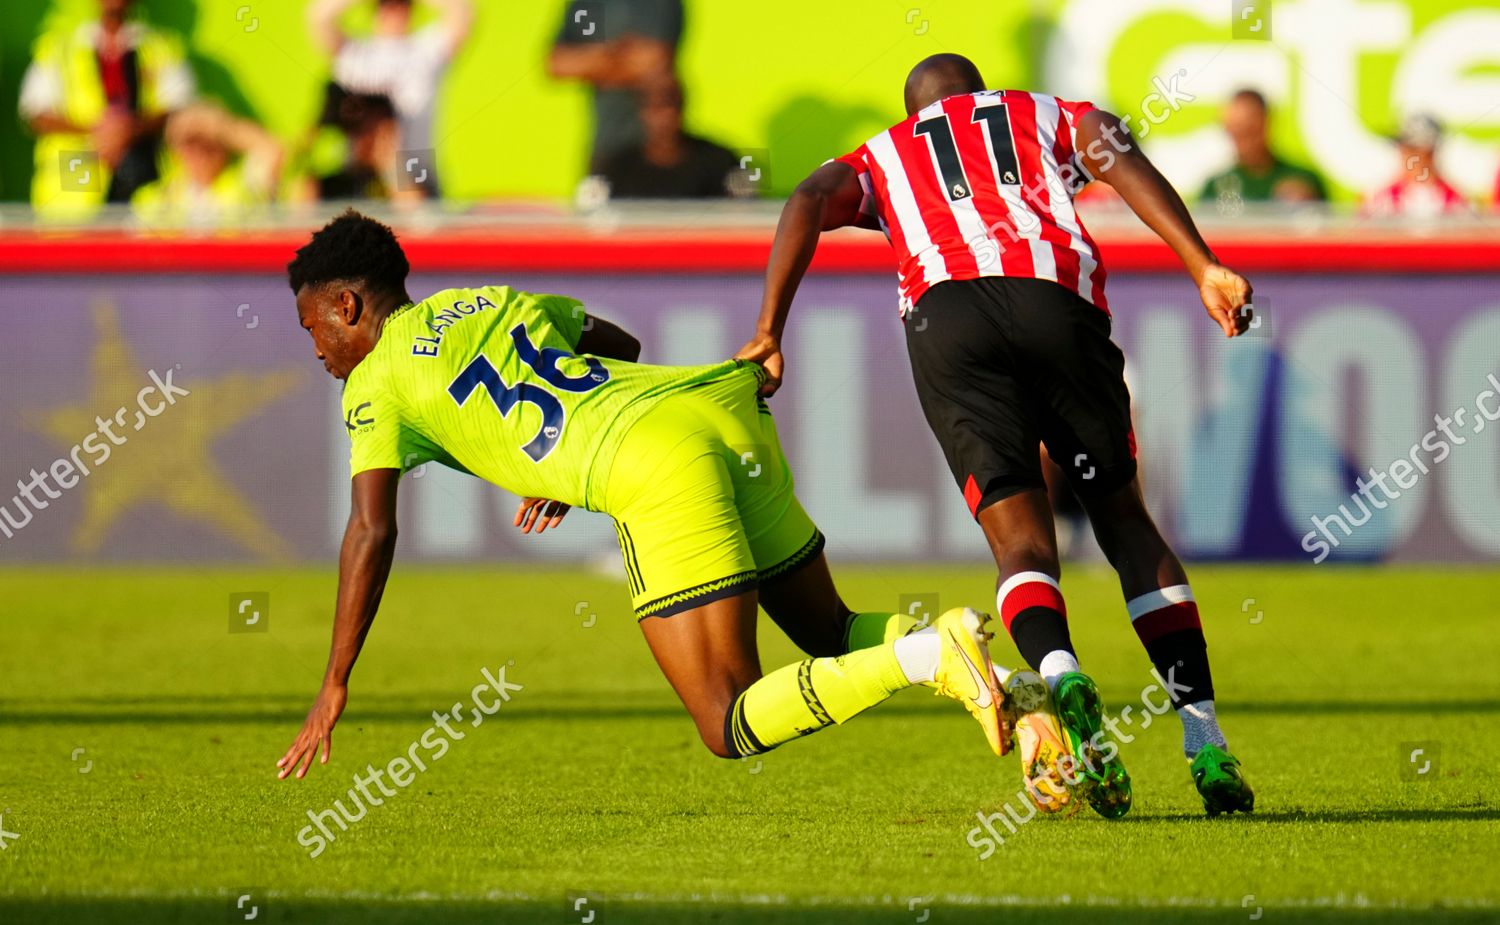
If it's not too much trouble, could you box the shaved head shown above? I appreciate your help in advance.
[904,54,986,115]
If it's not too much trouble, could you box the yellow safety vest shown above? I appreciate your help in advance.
[131,160,266,228]
[29,23,189,219]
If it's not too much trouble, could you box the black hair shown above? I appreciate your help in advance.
[287,209,409,297]
[339,92,396,135]
[904,53,986,115]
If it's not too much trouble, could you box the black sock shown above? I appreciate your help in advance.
[1127,586,1214,707]
[999,574,1075,671]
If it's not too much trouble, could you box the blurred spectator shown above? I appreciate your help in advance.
[1199,89,1325,207]
[308,0,473,194]
[1364,115,1468,220]
[600,75,743,200]
[130,102,283,227]
[19,0,195,217]
[548,0,683,172]
[308,91,417,203]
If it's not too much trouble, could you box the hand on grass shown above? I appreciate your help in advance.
[277,682,347,780]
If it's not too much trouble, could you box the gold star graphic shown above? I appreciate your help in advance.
[30,300,304,560]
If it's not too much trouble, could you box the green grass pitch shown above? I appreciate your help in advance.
[1,564,1496,923]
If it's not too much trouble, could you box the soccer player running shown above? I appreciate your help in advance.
[276,210,1069,799]
[737,54,1256,817]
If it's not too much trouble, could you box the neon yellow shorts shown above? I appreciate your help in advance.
[600,363,823,620]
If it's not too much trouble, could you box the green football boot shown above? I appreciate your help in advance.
[1052,671,1132,819]
[1190,743,1255,816]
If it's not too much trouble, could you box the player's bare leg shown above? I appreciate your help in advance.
[640,583,1009,759]
[1081,476,1254,815]
[756,551,852,658]
[638,592,763,756]
[1079,476,1188,596]
[975,488,1070,675]
[755,549,972,667]
[977,488,1127,817]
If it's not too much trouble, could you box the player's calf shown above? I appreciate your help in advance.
[1125,585,1224,754]
[977,491,1082,689]
[1084,481,1237,770]
[1123,582,1256,814]
[718,645,914,759]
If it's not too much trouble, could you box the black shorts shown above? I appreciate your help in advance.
[905,276,1137,516]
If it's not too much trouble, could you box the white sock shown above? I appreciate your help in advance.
[892,627,941,684]
[1179,699,1227,758]
[1038,649,1081,691]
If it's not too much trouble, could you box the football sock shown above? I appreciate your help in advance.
[1038,649,1081,690]
[724,645,910,758]
[842,610,923,650]
[1179,699,1227,758]
[843,610,1013,686]
[892,630,941,684]
[1125,585,1215,709]
[998,571,1076,673]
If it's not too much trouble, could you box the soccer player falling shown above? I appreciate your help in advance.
[276,210,1077,810]
[737,54,1257,817]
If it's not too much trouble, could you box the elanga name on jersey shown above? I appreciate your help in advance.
[410,292,498,357]
[836,90,1108,315]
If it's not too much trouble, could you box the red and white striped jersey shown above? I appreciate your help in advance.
[835,90,1108,315]
[1362,176,1469,220]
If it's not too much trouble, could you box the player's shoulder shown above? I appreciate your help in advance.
[400,283,582,326]
[388,285,516,330]
[921,89,1014,112]
[842,111,914,162]
[426,283,578,312]
[984,88,1095,114]
[464,285,584,332]
[902,89,1056,121]
[415,284,515,311]
[975,88,1097,113]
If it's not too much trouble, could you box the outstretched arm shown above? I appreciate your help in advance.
[277,467,400,779]
[428,0,476,57]
[1076,109,1252,338]
[736,161,867,395]
[307,0,359,55]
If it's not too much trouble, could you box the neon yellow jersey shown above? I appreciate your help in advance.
[341,286,741,511]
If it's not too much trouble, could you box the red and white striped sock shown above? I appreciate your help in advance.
[1126,584,1220,754]
[998,571,1077,687]
[1126,585,1203,652]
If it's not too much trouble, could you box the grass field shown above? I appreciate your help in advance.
[1,563,1497,923]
